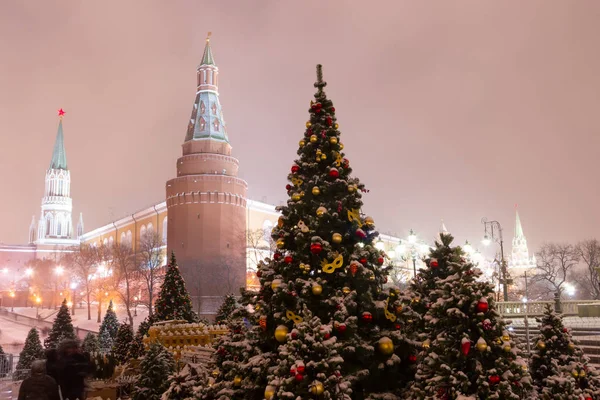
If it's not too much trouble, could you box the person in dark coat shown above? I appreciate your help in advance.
[56,340,91,400]
[44,349,59,383]
[17,360,60,400]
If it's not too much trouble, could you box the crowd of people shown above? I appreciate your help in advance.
[18,340,92,400]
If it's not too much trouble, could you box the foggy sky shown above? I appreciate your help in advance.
[1,1,600,257]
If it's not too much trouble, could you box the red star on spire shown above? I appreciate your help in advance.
[58,108,66,118]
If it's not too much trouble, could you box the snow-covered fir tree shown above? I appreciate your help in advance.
[133,342,175,400]
[82,332,99,354]
[215,293,237,324]
[128,317,152,360]
[0,345,10,378]
[154,252,197,323]
[113,322,135,364]
[98,299,119,352]
[16,328,44,371]
[44,299,76,349]
[202,65,417,400]
[407,233,531,399]
[162,363,209,400]
[531,304,600,399]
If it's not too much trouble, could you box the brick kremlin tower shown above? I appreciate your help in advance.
[166,35,248,317]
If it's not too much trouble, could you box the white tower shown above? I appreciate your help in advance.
[35,110,79,246]
[509,208,536,270]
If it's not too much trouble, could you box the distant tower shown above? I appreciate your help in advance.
[509,207,536,270]
[35,110,76,244]
[166,34,248,317]
[76,212,84,239]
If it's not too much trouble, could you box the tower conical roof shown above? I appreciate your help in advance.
[515,210,524,238]
[200,34,215,66]
[49,119,68,170]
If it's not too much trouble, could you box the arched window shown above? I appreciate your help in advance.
[109,236,114,246]
[126,230,133,248]
[120,232,126,244]
[262,219,274,242]
[46,214,53,236]
[103,238,108,246]
[140,225,147,240]
[162,217,168,242]
[147,223,153,233]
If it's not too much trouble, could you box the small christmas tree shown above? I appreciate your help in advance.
[44,299,76,349]
[531,304,600,399]
[113,322,135,364]
[162,363,209,400]
[98,299,119,352]
[154,252,197,323]
[215,294,237,324]
[408,234,531,399]
[82,332,99,354]
[16,328,44,371]
[133,342,175,400]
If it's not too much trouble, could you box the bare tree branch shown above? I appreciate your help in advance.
[532,243,579,302]
[136,231,165,318]
[575,239,600,299]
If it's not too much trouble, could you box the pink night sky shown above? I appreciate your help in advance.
[1,1,600,254]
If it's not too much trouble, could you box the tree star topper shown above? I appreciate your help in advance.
[58,108,66,119]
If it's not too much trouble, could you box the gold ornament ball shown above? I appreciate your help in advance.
[312,284,323,295]
[316,206,327,217]
[276,239,285,249]
[368,274,375,281]
[212,369,219,377]
[522,365,528,372]
[332,233,343,244]
[316,149,322,155]
[292,193,301,201]
[572,370,579,378]
[342,287,351,295]
[278,216,284,227]
[422,340,431,349]
[234,376,242,386]
[299,191,305,198]
[334,123,339,129]
[347,185,356,193]
[310,382,325,396]
[378,337,395,355]
[299,140,306,147]
[271,279,282,290]
[306,121,312,128]
[502,334,510,341]
[580,370,587,377]
[339,143,344,150]
[329,137,338,145]
[312,186,320,196]
[265,386,276,400]
[476,342,488,352]
[275,325,289,343]
[568,342,575,351]
[503,345,511,353]
[537,341,546,350]
[321,154,327,160]
[495,338,502,345]
[364,216,375,226]
[310,134,318,143]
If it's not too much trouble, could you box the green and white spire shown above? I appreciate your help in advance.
[49,112,68,170]
[184,33,229,143]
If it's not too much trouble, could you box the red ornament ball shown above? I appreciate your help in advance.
[331,107,335,112]
[284,255,293,264]
[290,367,296,375]
[295,373,303,382]
[310,243,323,254]
[430,259,439,268]
[256,270,262,278]
[360,257,367,264]
[377,256,384,265]
[286,184,292,191]
[291,165,300,173]
[326,116,333,126]
[489,375,501,385]
[394,323,402,330]
[296,365,305,374]
[329,169,339,178]
[337,324,347,333]
[563,328,569,333]
[477,299,489,313]
[291,332,298,339]
[408,354,417,363]
[361,312,373,323]
[356,229,367,239]
[273,252,281,261]
[324,333,331,340]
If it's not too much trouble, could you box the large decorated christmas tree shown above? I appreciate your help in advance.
[16,328,44,371]
[531,304,600,399]
[407,233,531,399]
[44,299,76,349]
[98,299,119,352]
[153,252,197,323]
[202,65,416,400]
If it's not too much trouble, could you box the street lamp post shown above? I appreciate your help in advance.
[133,296,138,317]
[35,296,41,319]
[523,271,531,356]
[481,218,510,301]
[10,291,15,312]
[394,229,430,279]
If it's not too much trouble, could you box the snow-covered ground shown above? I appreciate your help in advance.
[0,317,33,355]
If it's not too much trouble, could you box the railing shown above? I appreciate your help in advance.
[496,300,600,317]
[0,308,97,339]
